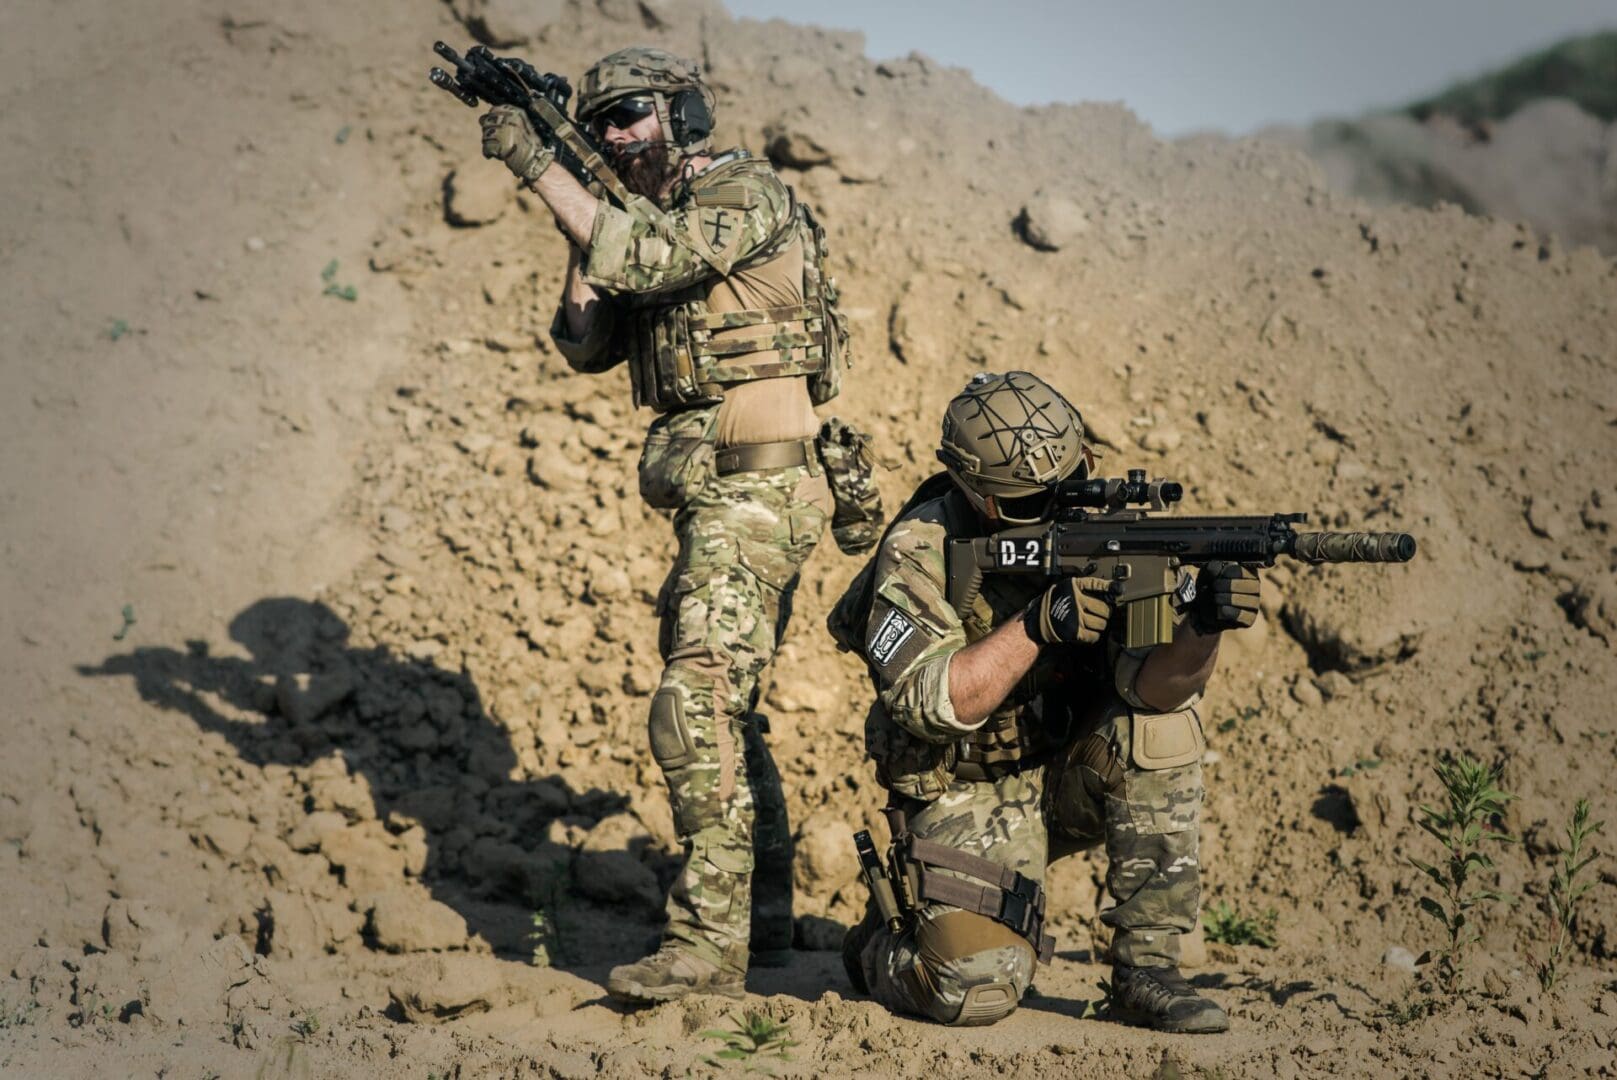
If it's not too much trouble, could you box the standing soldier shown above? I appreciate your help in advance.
[835,371,1259,1032]
[476,46,858,1004]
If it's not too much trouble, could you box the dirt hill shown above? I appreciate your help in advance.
[2,1,1615,1076]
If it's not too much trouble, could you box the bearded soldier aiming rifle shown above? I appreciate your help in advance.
[436,42,880,1005]
[833,371,1414,1030]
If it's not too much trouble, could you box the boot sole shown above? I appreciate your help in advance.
[607,977,746,1005]
[1109,1005,1230,1034]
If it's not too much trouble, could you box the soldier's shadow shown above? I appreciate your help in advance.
[78,596,669,970]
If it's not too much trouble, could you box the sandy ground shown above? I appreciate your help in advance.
[3,1,1616,1077]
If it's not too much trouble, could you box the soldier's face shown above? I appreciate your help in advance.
[602,110,673,195]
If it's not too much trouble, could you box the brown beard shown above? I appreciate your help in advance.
[617,143,676,199]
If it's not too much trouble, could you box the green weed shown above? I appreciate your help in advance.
[292,1010,321,1038]
[1337,758,1382,778]
[320,259,358,302]
[1202,901,1278,948]
[1216,705,1261,735]
[108,318,130,341]
[701,1010,797,1071]
[112,602,136,641]
[1410,755,1515,996]
[1076,976,1114,1019]
[1535,798,1603,991]
[0,997,40,1029]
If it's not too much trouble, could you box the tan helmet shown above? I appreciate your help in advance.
[937,371,1093,524]
[577,46,715,162]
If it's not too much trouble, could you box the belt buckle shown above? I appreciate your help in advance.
[999,873,1034,934]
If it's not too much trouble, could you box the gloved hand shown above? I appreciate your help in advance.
[1189,561,1261,632]
[1024,577,1113,646]
[479,105,555,182]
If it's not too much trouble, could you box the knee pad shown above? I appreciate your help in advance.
[914,911,1033,1026]
[648,687,697,771]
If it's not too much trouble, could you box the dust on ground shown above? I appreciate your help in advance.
[2,1,1615,1076]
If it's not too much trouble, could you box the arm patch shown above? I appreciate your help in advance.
[867,600,939,679]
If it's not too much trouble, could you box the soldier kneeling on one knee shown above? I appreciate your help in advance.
[830,371,1261,1033]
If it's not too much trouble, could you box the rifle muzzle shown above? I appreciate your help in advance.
[1293,531,1417,563]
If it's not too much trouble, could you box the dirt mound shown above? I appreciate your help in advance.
[3,1,1615,1076]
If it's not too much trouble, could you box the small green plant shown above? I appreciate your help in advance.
[529,871,569,967]
[292,1010,321,1038]
[112,602,136,641]
[108,318,131,341]
[1337,758,1382,778]
[1202,901,1279,947]
[320,259,358,302]
[0,997,40,1029]
[701,1010,797,1071]
[1522,649,1546,663]
[1216,705,1261,735]
[1076,976,1114,1019]
[1383,993,1434,1026]
[1535,798,1603,991]
[334,125,352,144]
[1410,755,1515,996]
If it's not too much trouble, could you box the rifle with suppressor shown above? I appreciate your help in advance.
[428,41,640,210]
[946,467,1418,649]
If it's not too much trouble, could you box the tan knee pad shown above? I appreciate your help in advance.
[915,911,1033,1026]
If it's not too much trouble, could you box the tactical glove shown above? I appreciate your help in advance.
[1024,577,1113,646]
[479,105,555,183]
[1189,561,1261,632]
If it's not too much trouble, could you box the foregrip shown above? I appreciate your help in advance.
[1292,531,1416,563]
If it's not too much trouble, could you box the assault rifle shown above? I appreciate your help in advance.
[428,41,639,210]
[945,468,1417,649]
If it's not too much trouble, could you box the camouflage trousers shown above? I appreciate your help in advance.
[859,708,1204,1024]
[650,461,828,972]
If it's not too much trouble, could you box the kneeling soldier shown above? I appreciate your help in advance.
[837,371,1259,1031]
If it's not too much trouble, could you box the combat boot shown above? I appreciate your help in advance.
[749,921,794,968]
[606,946,745,1005]
[1110,964,1229,1034]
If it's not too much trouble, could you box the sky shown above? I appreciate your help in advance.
[724,1,1617,136]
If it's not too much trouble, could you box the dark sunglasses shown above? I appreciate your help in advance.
[991,487,1057,523]
[590,96,656,135]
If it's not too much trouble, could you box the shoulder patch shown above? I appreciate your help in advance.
[688,205,745,268]
[693,183,755,210]
[869,607,918,667]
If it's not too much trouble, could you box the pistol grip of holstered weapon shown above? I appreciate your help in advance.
[853,830,905,933]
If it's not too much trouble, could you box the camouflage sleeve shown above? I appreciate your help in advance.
[578,172,792,295]
[548,298,623,373]
[866,514,979,743]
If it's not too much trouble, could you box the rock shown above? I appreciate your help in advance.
[1381,945,1418,973]
[793,811,861,896]
[443,166,514,227]
[1016,191,1090,252]
[1562,575,1617,643]
[286,810,349,852]
[321,821,409,893]
[274,666,354,725]
[195,814,253,858]
[1290,678,1324,708]
[1139,426,1184,454]
[449,0,560,48]
[102,899,181,958]
[245,236,266,252]
[388,954,504,1023]
[1314,671,1352,700]
[573,849,660,910]
[1525,497,1571,540]
[264,893,365,959]
[367,889,470,953]
[1083,410,1127,451]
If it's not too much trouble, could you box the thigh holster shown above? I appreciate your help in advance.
[892,834,1055,965]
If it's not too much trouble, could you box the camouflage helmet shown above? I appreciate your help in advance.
[577,46,715,158]
[937,371,1093,524]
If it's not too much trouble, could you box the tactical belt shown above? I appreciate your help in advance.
[897,835,1055,964]
[715,438,814,477]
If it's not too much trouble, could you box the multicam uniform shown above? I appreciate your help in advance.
[854,486,1207,1026]
[552,149,841,974]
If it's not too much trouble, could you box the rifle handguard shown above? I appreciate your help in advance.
[1292,531,1416,564]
